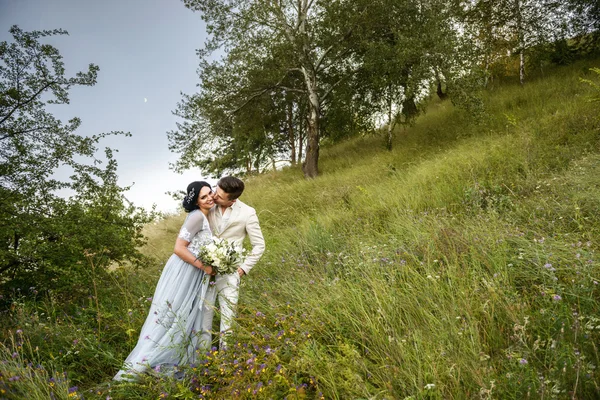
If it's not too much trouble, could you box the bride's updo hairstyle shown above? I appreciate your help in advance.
[182,181,212,212]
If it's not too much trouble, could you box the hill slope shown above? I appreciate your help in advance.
[2,59,599,399]
[222,60,600,399]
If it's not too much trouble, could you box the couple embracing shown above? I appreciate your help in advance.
[114,176,265,381]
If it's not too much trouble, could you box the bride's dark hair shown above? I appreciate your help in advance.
[182,181,212,212]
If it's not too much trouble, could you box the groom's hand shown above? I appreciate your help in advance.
[237,267,245,278]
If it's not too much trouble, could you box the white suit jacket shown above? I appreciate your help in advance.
[207,199,265,275]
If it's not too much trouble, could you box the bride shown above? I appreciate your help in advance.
[114,181,215,381]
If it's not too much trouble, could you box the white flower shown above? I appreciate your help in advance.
[424,383,436,390]
[196,237,245,275]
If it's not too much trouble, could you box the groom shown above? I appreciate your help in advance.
[200,176,265,349]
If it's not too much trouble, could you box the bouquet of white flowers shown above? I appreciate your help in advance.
[196,237,245,275]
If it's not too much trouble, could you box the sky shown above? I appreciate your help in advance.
[0,0,217,212]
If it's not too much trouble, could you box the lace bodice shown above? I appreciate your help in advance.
[177,210,212,256]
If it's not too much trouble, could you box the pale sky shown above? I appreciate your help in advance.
[0,0,216,213]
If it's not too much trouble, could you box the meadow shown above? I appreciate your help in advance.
[1,59,599,399]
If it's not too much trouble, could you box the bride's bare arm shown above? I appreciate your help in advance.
[174,238,213,275]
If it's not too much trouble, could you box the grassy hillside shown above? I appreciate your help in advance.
[2,59,599,399]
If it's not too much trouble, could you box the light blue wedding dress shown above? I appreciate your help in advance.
[114,210,212,381]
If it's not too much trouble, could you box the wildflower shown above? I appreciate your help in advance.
[256,311,265,317]
[520,358,528,365]
[553,294,562,301]
[11,352,18,358]
[159,392,169,398]
[543,263,555,271]
[424,383,436,390]
[16,329,23,335]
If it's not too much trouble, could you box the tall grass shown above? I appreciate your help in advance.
[1,58,599,398]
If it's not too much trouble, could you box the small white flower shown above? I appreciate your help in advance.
[424,383,436,390]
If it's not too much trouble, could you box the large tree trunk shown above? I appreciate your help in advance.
[301,67,320,178]
[303,102,319,178]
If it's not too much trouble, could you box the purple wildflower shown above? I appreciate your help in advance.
[543,263,556,271]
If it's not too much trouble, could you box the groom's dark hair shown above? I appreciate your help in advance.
[218,176,245,200]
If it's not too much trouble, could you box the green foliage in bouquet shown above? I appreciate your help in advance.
[196,238,245,275]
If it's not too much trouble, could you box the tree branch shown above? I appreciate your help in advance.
[322,76,346,101]
[0,80,58,127]
[278,86,305,93]
[315,3,369,72]
[230,71,294,114]
[0,125,55,141]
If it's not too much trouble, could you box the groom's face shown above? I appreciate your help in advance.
[213,186,235,207]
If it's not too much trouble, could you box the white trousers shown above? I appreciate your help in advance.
[199,272,240,350]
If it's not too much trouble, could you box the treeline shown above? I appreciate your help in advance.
[169,0,600,178]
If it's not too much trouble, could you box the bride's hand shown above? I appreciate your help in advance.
[204,265,214,275]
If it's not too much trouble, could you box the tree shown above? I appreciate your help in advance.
[1,26,152,297]
[180,0,371,178]
[464,0,571,85]
[567,0,600,54]
[168,50,299,177]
